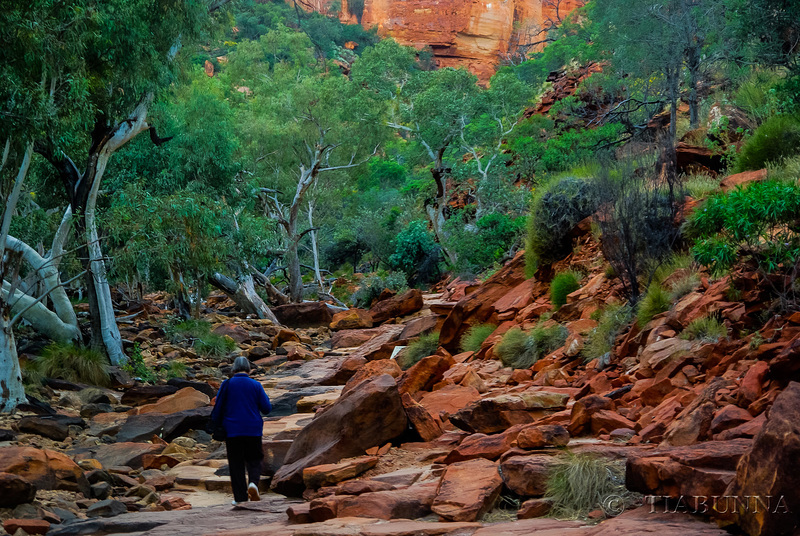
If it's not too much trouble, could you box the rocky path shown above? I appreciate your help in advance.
[48,495,295,536]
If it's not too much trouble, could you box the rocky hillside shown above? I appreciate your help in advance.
[2,185,799,535]
[301,0,583,81]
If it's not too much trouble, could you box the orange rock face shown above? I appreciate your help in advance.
[304,0,583,82]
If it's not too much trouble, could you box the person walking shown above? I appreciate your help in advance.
[210,356,272,506]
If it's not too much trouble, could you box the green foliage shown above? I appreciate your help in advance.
[684,174,720,199]
[652,253,694,285]
[545,453,635,519]
[669,272,701,301]
[733,70,785,124]
[164,361,188,380]
[494,328,531,369]
[637,284,671,327]
[397,333,440,370]
[551,271,582,309]
[495,324,568,369]
[36,343,110,387]
[681,316,728,343]
[583,304,633,362]
[123,343,158,383]
[232,0,378,57]
[444,212,526,277]
[687,180,800,274]
[389,221,439,283]
[350,272,408,308]
[167,319,237,358]
[461,324,497,353]
[526,176,598,275]
[735,115,800,172]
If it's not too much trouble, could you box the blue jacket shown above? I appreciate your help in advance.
[210,373,272,438]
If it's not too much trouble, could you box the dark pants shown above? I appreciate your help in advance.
[225,436,263,502]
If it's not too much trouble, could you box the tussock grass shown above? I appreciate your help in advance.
[551,271,582,309]
[636,284,671,327]
[669,272,701,300]
[167,319,236,358]
[397,332,439,369]
[495,323,568,369]
[681,315,727,343]
[583,304,633,363]
[683,174,720,199]
[546,453,638,519]
[36,343,110,386]
[461,324,497,352]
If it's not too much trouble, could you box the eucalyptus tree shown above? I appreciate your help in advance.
[0,1,89,410]
[591,0,726,136]
[3,0,231,366]
[233,27,388,303]
[455,68,535,219]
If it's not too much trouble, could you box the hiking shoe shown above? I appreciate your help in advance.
[248,482,260,502]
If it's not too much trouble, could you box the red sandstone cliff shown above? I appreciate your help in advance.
[304,0,583,81]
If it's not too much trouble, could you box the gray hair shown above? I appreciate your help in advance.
[231,356,252,374]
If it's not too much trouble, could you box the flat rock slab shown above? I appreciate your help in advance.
[48,496,299,536]
[584,506,730,535]
[216,517,481,536]
[471,519,585,536]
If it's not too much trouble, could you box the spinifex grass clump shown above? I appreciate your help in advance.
[583,304,633,362]
[681,315,728,343]
[636,284,671,327]
[494,323,568,369]
[460,324,497,352]
[397,332,440,369]
[167,319,236,358]
[36,343,110,386]
[545,453,638,519]
[551,271,581,309]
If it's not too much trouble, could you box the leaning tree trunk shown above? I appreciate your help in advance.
[83,153,125,365]
[286,216,304,303]
[0,143,33,412]
[427,163,458,266]
[0,319,24,412]
[209,273,281,324]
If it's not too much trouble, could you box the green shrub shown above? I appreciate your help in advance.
[123,343,157,383]
[389,220,439,282]
[687,179,800,275]
[767,154,800,182]
[669,272,701,300]
[636,284,671,327]
[583,304,633,362]
[495,328,532,369]
[530,323,569,359]
[495,324,568,369]
[443,212,526,277]
[681,316,727,343]
[734,70,783,124]
[397,332,439,369]
[734,114,800,172]
[461,324,497,353]
[546,453,637,519]
[36,343,110,386]
[164,361,188,380]
[551,271,581,308]
[167,319,237,358]
[684,174,720,199]
[350,272,408,308]
[195,334,237,358]
[526,176,597,276]
[651,253,694,286]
